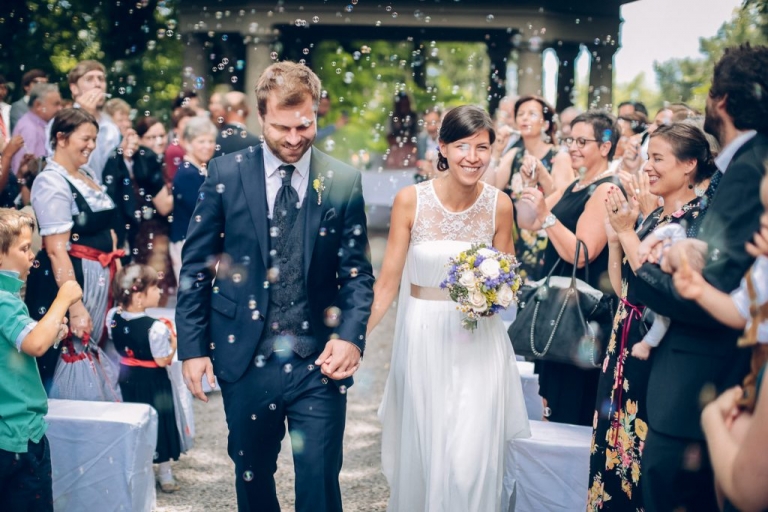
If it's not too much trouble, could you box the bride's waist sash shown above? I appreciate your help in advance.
[410,284,451,301]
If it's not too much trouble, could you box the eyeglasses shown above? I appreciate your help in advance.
[564,137,600,148]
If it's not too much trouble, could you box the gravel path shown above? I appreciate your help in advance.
[156,235,393,511]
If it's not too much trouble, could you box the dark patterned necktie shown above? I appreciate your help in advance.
[709,169,722,192]
[273,164,299,239]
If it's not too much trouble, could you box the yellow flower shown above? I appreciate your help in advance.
[631,461,641,483]
[312,177,325,205]
[635,419,648,441]
[626,400,638,417]
[606,448,620,470]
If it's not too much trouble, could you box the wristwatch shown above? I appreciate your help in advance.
[541,213,557,229]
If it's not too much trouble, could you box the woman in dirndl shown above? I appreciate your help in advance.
[25,108,123,399]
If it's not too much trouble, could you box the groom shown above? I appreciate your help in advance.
[176,61,374,512]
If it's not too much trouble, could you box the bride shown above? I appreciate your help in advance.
[369,105,531,511]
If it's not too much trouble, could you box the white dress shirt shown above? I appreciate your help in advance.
[262,143,311,218]
[715,130,757,173]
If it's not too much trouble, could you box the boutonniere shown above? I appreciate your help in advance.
[313,177,325,205]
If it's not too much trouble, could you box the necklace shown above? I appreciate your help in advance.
[572,168,613,192]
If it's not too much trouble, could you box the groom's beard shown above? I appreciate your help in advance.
[263,132,315,164]
[704,99,724,147]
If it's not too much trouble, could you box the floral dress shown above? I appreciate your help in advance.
[587,198,706,511]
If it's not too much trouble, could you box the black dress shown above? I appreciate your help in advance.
[536,176,616,426]
[111,313,181,464]
[587,198,706,510]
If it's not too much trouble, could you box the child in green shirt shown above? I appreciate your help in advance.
[0,208,82,511]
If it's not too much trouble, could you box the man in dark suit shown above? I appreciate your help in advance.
[633,44,768,512]
[176,61,374,512]
[214,91,261,158]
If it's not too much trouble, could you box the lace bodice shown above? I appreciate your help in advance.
[410,180,497,244]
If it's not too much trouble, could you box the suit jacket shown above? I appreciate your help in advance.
[9,98,29,132]
[214,123,261,158]
[175,145,374,383]
[633,133,768,440]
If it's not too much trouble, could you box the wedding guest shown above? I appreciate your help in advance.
[103,98,132,134]
[170,116,217,282]
[384,92,418,169]
[490,95,574,282]
[517,110,620,426]
[618,100,648,118]
[415,107,441,182]
[47,60,122,183]
[26,108,123,390]
[557,106,581,143]
[675,171,768,512]
[315,92,348,142]
[164,106,196,182]
[214,91,259,158]
[11,83,62,175]
[108,264,182,492]
[9,69,48,131]
[0,76,10,144]
[631,44,768,512]
[133,116,174,304]
[208,91,227,128]
[0,208,82,512]
[588,122,717,510]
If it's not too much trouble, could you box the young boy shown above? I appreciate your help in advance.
[0,208,82,511]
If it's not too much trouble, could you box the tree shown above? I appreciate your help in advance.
[0,0,182,119]
[653,2,767,111]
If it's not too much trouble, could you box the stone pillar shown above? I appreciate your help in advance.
[554,43,581,113]
[244,32,278,134]
[487,41,512,115]
[516,47,543,97]
[588,44,617,110]
[182,33,207,93]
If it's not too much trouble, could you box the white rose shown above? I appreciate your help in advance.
[458,270,477,290]
[468,289,488,313]
[497,284,515,308]
[477,248,496,258]
[478,258,501,279]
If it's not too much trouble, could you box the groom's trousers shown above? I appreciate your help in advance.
[219,350,347,512]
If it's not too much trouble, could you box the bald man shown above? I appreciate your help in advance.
[215,91,260,157]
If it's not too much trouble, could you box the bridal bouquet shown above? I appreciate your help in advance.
[440,244,522,331]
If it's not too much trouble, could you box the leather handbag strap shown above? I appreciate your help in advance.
[544,239,591,287]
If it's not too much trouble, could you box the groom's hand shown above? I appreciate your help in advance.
[315,339,361,380]
[182,356,216,402]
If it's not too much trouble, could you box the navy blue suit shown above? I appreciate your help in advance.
[176,144,374,511]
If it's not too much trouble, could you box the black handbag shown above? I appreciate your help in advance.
[508,240,615,367]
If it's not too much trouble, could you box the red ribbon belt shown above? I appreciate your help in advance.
[68,243,125,308]
[120,356,160,368]
[611,297,645,444]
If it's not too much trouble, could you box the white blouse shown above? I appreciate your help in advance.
[31,160,115,237]
[105,308,174,359]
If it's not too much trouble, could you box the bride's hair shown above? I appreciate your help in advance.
[436,105,495,172]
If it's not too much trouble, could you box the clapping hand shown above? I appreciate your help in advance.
[517,187,547,230]
[619,171,658,218]
[3,135,24,159]
[604,186,639,234]
[120,128,140,159]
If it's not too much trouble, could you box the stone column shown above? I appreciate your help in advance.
[182,33,207,93]
[244,31,278,134]
[554,43,581,113]
[517,46,543,97]
[487,40,512,115]
[588,44,618,110]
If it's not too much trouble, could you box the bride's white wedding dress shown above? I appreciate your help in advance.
[379,180,531,512]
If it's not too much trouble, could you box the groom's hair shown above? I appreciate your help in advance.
[255,61,321,118]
